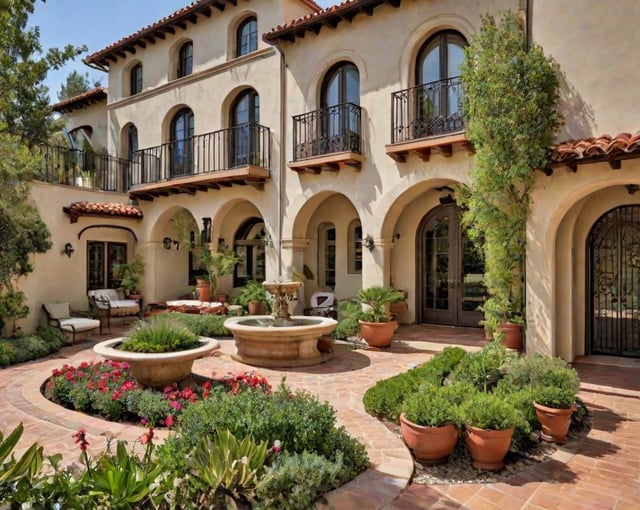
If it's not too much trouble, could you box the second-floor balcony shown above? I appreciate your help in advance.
[290,102,364,173]
[129,123,271,200]
[386,77,472,162]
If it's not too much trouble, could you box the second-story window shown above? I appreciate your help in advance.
[178,42,193,78]
[415,31,466,136]
[321,62,360,152]
[231,89,259,167]
[127,124,138,160]
[236,17,257,57]
[170,108,194,177]
[130,64,143,95]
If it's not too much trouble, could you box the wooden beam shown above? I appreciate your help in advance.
[608,158,621,170]
[410,148,431,161]
[212,0,226,11]
[175,21,187,30]
[440,144,453,158]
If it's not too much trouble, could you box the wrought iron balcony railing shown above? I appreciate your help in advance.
[38,145,129,192]
[390,76,465,144]
[292,102,362,161]
[129,123,270,187]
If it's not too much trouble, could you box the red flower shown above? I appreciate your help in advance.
[73,429,89,451]
[140,427,155,444]
[165,415,175,428]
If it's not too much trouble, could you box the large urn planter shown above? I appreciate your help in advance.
[533,401,576,444]
[465,426,514,471]
[400,413,458,464]
[496,322,523,351]
[93,337,220,388]
[195,279,211,302]
[359,320,397,348]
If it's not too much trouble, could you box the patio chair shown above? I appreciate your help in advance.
[304,292,337,319]
[42,302,101,345]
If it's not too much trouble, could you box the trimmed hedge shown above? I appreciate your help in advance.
[0,327,64,367]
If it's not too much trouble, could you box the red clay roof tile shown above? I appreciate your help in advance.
[549,132,640,165]
[51,87,107,113]
[63,202,143,223]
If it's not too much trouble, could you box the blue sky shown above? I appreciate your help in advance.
[31,0,334,103]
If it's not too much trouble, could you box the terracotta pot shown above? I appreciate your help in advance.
[359,320,397,348]
[217,293,229,304]
[465,425,514,471]
[389,300,408,320]
[496,322,523,351]
[400,413,458,464]
[195,279,211,302]
[247,300,265,315]
[534,401,576,444]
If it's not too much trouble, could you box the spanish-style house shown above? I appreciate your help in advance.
[20,0,640,363]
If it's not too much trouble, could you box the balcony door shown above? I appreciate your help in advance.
[170,108,194,177]
[415,31,466,136]
[321,62,360,153]
[231,89,259,167]
[418,204,485,327]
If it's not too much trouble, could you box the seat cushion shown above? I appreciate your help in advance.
[59,318,101,332]
[44,303,70,320]
[109,300,140,316]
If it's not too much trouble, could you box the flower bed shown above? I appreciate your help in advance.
[44,360,271,426]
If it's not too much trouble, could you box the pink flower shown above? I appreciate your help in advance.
[165,415,175,428]
[73,429,89,451]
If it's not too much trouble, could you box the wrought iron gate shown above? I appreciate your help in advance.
[588,205,640,357]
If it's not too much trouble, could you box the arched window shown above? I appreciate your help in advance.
[130,64,143,95]
[415,31,466,135]
[177,42,193,78]
[236,16,257,57]
[169,108,194,177]
[230,89,260,167]
[127,124,138,160]
[233,217,266,287]
[318,223,336,290]
[320,62,360,152]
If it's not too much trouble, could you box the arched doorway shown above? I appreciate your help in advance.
[588,205,640,357]
[417,204,485,327]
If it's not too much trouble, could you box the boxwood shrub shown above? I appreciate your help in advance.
[0,326,63,367]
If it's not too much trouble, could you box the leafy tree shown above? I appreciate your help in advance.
[459,11,561,332]
[0,1,86,334]
[57,70,101,101]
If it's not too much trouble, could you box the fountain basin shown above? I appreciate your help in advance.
[93,337,220,388]
[224,315,337,368]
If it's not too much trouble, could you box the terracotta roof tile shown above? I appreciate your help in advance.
[549,132,640,165]
[63,202,143,223]
[51,87,107,113]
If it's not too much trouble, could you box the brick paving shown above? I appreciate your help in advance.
[0,322,638,509]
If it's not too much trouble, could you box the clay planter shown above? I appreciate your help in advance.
[93,337,220,388]
[465,425,514,471]
[496,322,523,351]
[400,413,458,464]
[359,320,397,348]
[247,300,265,315]
[195,279,211,302]
[533,401,576,444]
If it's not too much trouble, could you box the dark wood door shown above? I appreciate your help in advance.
[418,205,485,327]
[589,205,640,357]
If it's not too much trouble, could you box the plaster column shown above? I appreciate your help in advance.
[362,238,394,289]
[281,238,309,314]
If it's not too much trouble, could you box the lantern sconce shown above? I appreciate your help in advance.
[163,237,172,250]
[363,235,375,250]
[63,242,75,258]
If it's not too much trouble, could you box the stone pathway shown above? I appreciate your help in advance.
[0,323,638,509]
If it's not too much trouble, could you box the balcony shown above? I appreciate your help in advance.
[128,123,271,201]
[290,102,363,173]
[39,145,128,192]
[386,77,473,162]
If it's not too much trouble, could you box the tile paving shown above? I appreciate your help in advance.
[0,322,638,509]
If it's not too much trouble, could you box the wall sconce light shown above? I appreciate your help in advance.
[202,217,212,244]
[63,242,75,258]
[163,237,172,250]
[218,238,227,251]
[364,235,375,250]
[625,184,639,195]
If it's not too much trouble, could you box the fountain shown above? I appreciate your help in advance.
[224,281,337,368]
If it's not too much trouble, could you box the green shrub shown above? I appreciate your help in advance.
[156,311,231,336]
[13,335,50,363]
[448,341,509,391]
[461,392,522,431]
[121,319,201,352]
[255,451,344,510]
[402,382,474,427]
[494,384,536,452]
[125,389,175,425]
[0,341,16,367]
[534,385,576,409]
[333,299,365,339]
[363,347,466,421]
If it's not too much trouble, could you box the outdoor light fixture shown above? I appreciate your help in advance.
[63,242,75,258]
[364,235,375,250]
[202,217,212,243]
[163,237,172,250]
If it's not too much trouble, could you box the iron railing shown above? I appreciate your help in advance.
[390,76,465,144]
[129,123,270,187]
[292,102,361,161]
[38,145,129,192]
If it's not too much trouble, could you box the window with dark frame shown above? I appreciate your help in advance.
[236,17,257,57]
[87,241,127,291]
[178,41,193,78]
[130,64,143,95]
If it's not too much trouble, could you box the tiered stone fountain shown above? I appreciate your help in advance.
[224,281,337,368]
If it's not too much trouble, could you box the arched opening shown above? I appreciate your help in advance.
[233,217,266,286]
[236,16,257,57]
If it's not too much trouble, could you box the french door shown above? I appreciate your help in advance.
[418,205,485,327]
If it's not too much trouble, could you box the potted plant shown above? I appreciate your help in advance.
[113,253,145,296]
[532,361,580,444]
[357,286,406,348]
[234,280,271,315]
[460,392,521,471]
[200,249,242,303]
[400,384,467,464]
